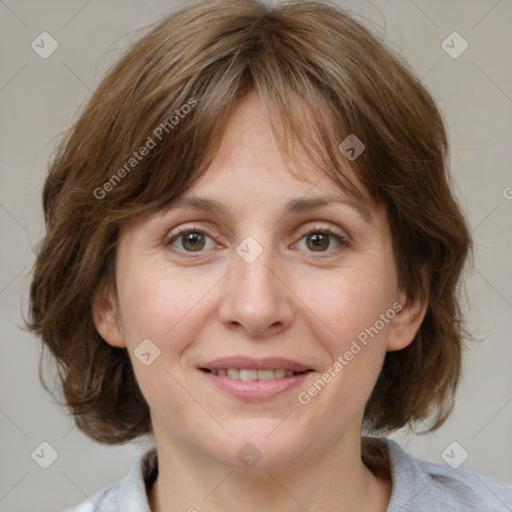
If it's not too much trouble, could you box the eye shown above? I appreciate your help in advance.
[164,225,217,255]
[295,224,349,255]
[164,223,349,257]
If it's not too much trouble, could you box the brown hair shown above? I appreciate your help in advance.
[27,0,473,444]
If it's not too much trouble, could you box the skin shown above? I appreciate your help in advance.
[94,90,428,512]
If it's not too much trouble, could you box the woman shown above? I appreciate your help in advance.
[27,0,512,510]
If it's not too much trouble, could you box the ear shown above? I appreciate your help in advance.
[386,288,428,352]
[92,280,127,348]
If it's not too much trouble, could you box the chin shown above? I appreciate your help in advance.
[208,431,309,472]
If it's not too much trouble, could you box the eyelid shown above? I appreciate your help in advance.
[295,222,347,240]
[163,223,220,245]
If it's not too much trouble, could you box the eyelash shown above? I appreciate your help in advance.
[163,223,349,258]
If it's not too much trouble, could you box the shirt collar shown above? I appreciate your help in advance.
[117,447,157,511]
[116,437,418,511]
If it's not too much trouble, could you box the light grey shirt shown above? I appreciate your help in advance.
[63,437,512,511]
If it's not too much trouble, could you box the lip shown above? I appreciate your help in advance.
[200,369,313,400]
[200,356,313,372]
[198,356,315,401]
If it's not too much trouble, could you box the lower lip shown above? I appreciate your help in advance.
[200,370,312,400]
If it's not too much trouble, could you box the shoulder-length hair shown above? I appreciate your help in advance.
[27,0,472,444]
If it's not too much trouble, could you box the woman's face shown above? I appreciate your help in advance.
[95,91,425,470]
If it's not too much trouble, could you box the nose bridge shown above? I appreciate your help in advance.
[219,233,292,335]
[233,234,281,302]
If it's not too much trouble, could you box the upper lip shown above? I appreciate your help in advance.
[200,357,313,372]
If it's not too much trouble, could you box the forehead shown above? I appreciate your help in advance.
[121,88,381,237]
[169,90,373,222]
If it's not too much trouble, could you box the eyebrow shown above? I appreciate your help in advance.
[169,194,372,223]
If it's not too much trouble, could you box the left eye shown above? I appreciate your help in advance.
[164,226,348,255]
[295,228,348,253]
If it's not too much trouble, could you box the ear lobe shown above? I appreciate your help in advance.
[386,290,428,352]
[92,282,127,348]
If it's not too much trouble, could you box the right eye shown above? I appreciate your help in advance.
[163,226,218,255]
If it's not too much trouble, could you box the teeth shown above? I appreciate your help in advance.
[209,368,300,380]
[240,369,258,381]
[257,370,275,381]
[227,368,240,379]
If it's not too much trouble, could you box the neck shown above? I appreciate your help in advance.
[148,430,391,512]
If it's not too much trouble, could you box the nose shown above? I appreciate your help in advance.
[218,242,294,337]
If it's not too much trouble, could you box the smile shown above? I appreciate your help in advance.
[201,368,303,380]
[198,357,315,400]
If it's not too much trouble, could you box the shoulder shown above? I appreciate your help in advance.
[61,448,157,512]
[375,437,512,512]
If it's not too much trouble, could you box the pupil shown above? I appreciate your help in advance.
[309,233,328,251]
[184,233,204,251]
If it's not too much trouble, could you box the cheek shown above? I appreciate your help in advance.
[117,266,216,356]
[298,272,396,405]
[301,265,396,345]
[120,277,177,342]
[116,269,208,418]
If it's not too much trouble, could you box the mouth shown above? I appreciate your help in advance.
[200,368,311,380]
[198,357,315,400]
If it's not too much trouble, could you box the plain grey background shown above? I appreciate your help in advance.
[1,0,511,510]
